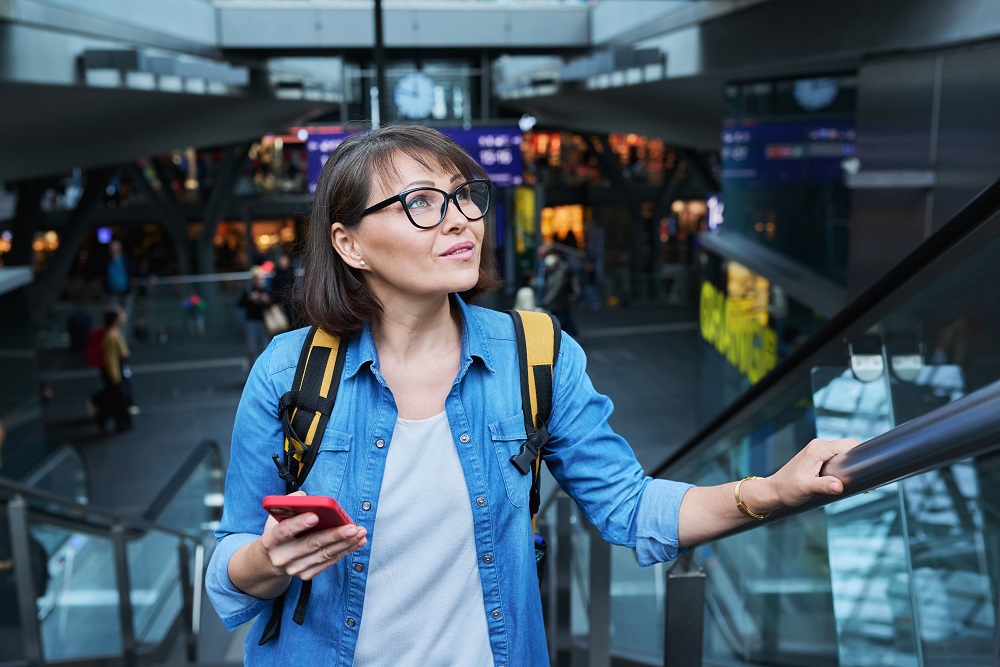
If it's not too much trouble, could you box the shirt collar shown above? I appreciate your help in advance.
[341,294,496,380]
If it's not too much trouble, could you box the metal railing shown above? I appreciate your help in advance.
[539,175,1000,666]
[0,439,223,667]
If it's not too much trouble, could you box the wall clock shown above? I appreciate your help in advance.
[394,71,436,119]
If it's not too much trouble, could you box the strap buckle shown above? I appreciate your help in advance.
[510,423,549,475]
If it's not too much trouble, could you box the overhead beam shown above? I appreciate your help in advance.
[217,4,590,49]
[30,167,113,324]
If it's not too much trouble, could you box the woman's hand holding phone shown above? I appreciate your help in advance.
[254,491,367,583]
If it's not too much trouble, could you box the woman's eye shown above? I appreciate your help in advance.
[455,187,471,202]
[407,195,432,210]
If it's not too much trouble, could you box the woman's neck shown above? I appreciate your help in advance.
[370,295,461,367]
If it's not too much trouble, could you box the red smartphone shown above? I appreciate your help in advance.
[262,495,354,535]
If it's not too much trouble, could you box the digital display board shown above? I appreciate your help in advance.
[721,119,855,184]
[437,127,524,188]
[305,127,523,194]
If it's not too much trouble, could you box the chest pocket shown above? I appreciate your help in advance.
[302,428,353,498]
[490,413,531,508]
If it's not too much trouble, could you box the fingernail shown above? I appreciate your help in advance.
[303,514,318,525]
[830,482,840,493]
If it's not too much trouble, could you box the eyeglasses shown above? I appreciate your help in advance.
[360,179,492,229]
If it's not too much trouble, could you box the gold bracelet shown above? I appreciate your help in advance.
[735,476,771,520]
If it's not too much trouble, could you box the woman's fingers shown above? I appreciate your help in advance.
[296,534,369,581]
[772,437,864,506]
[264,522,368,578]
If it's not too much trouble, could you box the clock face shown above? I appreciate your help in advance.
[394,72,436,119]
[793,77,839,111]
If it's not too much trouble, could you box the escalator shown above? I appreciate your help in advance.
[1,439,224,667]
[541,178,1000,666]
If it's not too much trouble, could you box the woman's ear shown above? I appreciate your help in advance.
[331,223,366,270]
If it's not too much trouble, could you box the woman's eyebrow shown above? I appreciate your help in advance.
[401,180,435,189]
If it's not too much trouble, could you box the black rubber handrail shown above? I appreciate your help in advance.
[651,174,1000,478]
[143,438,223,522]
[0,475,201,542]
[696,376,1000,544]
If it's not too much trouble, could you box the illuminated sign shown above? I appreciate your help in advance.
[439,128,524,188]
[699,281,778,384]
[305,127,523,193]
[721,120,855,184]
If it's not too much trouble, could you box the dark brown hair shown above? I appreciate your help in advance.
[299,125,502,336]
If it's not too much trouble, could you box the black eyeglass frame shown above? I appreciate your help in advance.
[360,178,492,229]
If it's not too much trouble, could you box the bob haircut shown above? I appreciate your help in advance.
[299,125,502,337]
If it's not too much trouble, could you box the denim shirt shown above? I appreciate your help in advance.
[206,297,693,666]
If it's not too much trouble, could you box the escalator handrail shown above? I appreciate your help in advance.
[142,438,223,522]
[0,475,202,543]
[651,174,1000,478]
[21,441,92,502]
[694,375,1000,545]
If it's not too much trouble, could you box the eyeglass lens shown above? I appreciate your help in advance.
[403,181,490,228]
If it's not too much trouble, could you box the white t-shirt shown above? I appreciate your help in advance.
[353,411,494,666]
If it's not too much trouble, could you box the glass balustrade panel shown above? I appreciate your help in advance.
[126,529,184,652]
[32,521,124,662]
[152,447,224,552]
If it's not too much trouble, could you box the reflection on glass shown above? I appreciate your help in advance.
[901,464,995,666]
[36,526,123,661]
[824,487,920,666]
[569,509,590,645]
[152,448,223,553]
[127,530,182,650]
[609,547,664,662]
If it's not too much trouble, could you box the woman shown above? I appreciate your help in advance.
[207,126,859,665]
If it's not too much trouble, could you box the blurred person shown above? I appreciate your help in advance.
[239,271,273,362]
[103,239,135,306]
[92,306,133,433]
[184,293,207,336]
[206,126,860,665]
[513,273,539,311]
[580,259,601,311]
[541,249,578,337]
[270,254,298,327]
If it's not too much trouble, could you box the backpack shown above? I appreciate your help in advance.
[258,309,560,645]
[84,328,106,368]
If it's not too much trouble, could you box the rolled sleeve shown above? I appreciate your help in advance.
[205,532,270,631]
[635,479,695,567]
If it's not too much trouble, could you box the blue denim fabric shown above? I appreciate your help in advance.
[206,297,693,666]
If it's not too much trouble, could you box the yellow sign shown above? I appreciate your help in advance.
[700,281,778,384]
[513,187,536,255]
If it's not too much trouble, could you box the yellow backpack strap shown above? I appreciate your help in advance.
[273,327,346,491]
[507,309,561,521]
[261,326,347,646]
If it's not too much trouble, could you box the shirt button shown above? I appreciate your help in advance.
[362,501,372,511]
[460,433,470,443]
[476,497,486,507]
[353,563,364,572]
[483,555,493,564]
[375,438,385,448]
[491,609,501,619]
[346,618,356,627]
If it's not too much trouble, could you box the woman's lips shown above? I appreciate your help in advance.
[441,241,475,259]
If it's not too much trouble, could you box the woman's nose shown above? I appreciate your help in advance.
[440,196,469,233]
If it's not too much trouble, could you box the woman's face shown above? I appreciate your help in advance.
[334,152,485,303]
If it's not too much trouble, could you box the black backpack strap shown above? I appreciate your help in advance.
[507,310,560,520]
[259,327,347,646]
